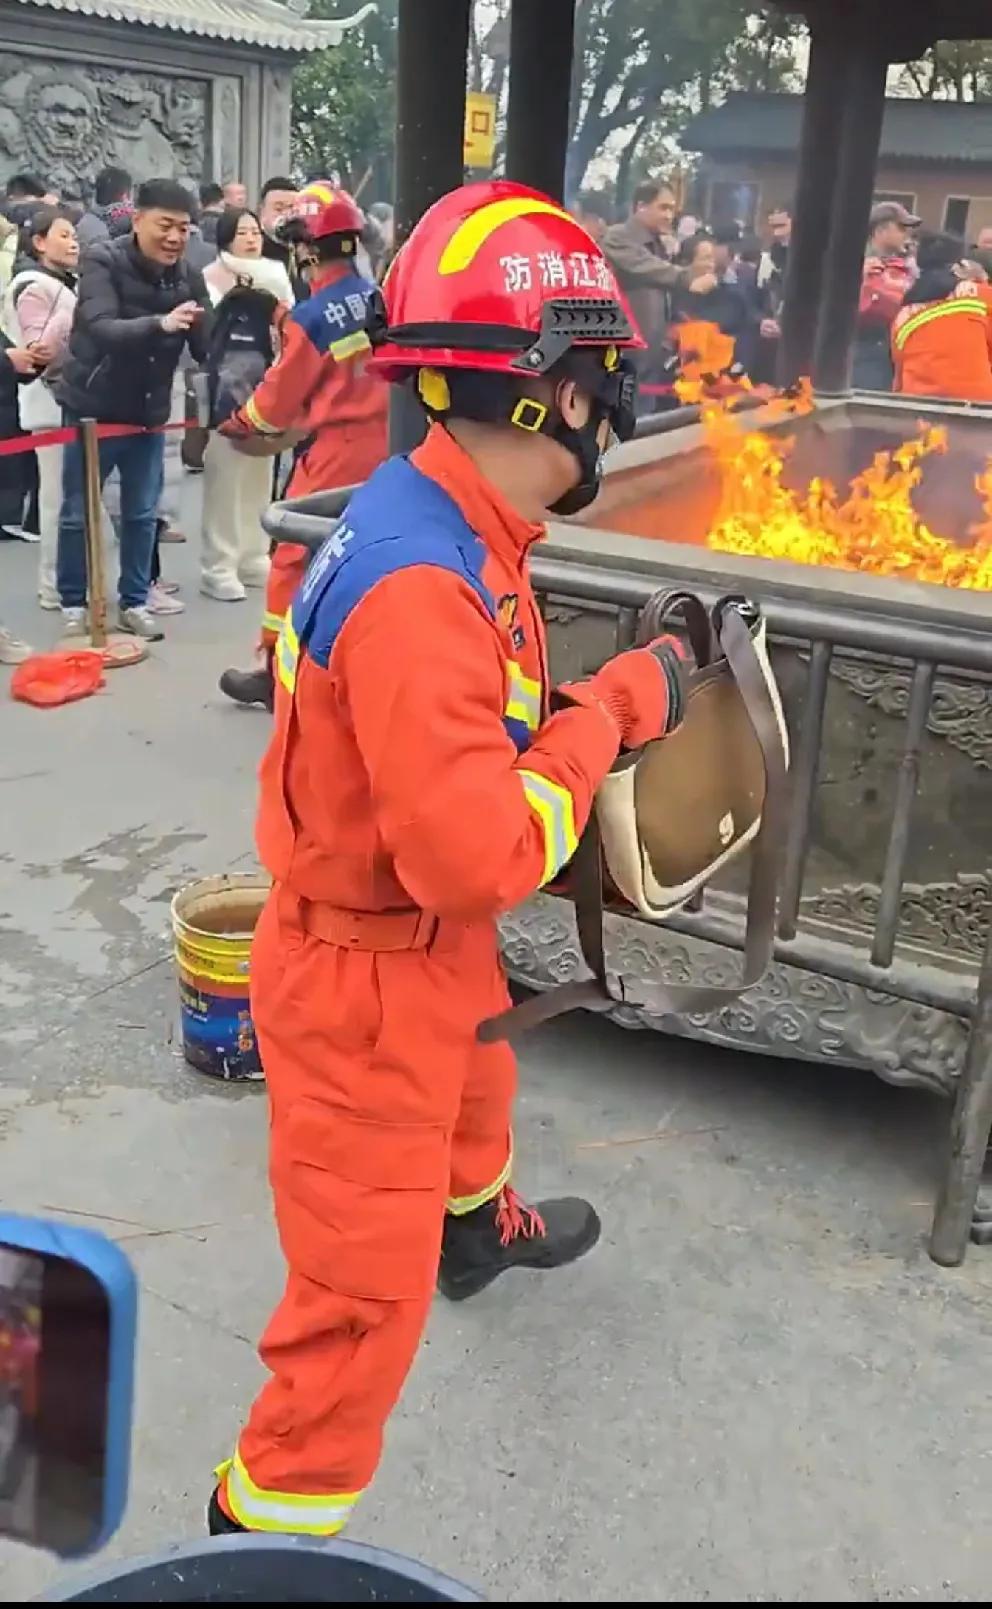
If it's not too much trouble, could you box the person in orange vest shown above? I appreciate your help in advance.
[891,230,992,402]
[218,184,388,708]
[206,180,689,1538]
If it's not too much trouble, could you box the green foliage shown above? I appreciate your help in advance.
[290,0,397,195]
[894,41,992,101]
[289,1,806,200]
[566,0,804,194]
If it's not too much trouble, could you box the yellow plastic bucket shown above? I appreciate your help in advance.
[171,874,270,1081]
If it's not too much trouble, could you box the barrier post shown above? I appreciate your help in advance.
[75,419,147,669]
[81,420,107,651]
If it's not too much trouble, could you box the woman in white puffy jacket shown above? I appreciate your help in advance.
[1,206,80,609]
[200,208,293,602]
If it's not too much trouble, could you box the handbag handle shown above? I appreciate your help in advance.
[478,594,789,1042]
[636,588,715,667]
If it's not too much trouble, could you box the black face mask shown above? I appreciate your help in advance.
[545,359,637,517]
[546,402,613,516]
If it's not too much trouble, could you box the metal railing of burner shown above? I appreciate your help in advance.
[262,489,992,1269]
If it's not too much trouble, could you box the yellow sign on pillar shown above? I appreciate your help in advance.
[464,91,497,169]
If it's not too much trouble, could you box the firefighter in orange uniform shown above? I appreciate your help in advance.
[892,231,992,402]
[208,181,688,1538]
[219,184,388,708]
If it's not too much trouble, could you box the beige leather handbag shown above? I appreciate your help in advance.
[480,591,790,1041]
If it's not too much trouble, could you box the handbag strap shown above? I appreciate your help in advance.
[478,607,789,1044]
[637,588,714,666]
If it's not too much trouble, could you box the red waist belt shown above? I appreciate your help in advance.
[298,900,439,952]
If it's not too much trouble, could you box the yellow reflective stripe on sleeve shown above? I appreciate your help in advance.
[446,1150,513,1216]
[519,768,578,885]
[504,661,541,731]
[893,298,987,350]
[221,1448,361,1536]
[275,610,299,694]
[262,609,285,637]
[329,330,372,361]
[244,395,282,434]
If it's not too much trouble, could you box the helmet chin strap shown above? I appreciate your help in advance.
[545,401,612,517]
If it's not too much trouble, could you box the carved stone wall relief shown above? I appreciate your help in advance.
[211,76,241,187]
[0,53,208,193]
[260,65,292,179]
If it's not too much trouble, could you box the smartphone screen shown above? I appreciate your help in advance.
[0,1245,111,1554]
[0,1247,42,1540]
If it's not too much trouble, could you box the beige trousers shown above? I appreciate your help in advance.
[201,433,272,588]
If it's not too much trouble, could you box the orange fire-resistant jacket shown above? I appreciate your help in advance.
[255,424,621,919]
[891,281,992,402]
[237,259,388,497]
[226,259,389,645]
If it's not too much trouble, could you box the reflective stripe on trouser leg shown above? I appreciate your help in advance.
[217,1450,361,1536]
[446,1147,512,1215]
[275,611,299,694]
[261,542,308,646]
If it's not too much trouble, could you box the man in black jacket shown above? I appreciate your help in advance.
[56,178,210,641]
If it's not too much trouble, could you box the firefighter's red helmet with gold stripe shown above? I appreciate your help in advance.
[294,182,364,240]
[367,179,644,380]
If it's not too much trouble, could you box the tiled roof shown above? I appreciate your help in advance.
[683,92,992,166]
[13,0,377,52]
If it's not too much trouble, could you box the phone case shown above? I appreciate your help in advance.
[0,1213,137,1555]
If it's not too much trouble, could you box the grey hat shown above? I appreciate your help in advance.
[870,200,921,229]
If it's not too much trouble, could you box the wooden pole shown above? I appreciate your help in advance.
[81,419,107,651]
[777,22,847,387]
[389,0,472,454]
[505,0,576,202]
[811,32,888,393]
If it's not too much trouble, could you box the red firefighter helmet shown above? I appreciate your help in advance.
[294,182,364,240]
[368,179,644,381]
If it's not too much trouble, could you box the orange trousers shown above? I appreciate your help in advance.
[260,425,388,648]
[261,541,308,648]
[219,888,515,1534]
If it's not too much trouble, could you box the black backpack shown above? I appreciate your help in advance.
[205,283,278,428]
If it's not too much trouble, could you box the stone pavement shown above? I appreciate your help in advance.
[1,515,992,1602]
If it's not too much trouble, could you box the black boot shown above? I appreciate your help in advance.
[207,1487,246,1536]
[219,660,274,711]
[437,1186,600,1302]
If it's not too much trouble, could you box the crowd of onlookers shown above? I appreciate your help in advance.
[581,178,992,411]
[574,180,793,402]
[2,161,992,668]
[0,167,394,666]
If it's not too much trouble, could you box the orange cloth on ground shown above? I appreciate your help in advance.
[219,425,620,1532]
[891,282,992,402]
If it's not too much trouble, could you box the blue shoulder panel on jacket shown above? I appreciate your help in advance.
[291,269,376,356]
[291,456,495,669]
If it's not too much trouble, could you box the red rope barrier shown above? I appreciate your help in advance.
[0,418,196,458]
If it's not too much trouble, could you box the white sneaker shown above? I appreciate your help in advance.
[0,626,32,665]
[201,573,246,602]
[147,582,186,615]
[62,606,88,638]
[118,606,164,642]
[238,560,271,589]
[38,584,61,611]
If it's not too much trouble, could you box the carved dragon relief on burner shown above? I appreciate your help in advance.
[498,896,968,1098]
[828,658,992,769]
[800,871,992,962]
